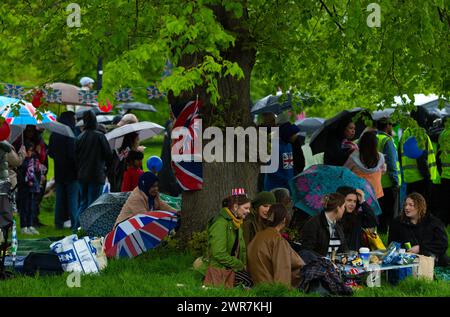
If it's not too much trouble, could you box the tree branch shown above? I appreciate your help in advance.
[318,0,344,32]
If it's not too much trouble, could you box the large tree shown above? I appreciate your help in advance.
[1,0,449,243]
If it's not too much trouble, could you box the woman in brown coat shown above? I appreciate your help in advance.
[114,172,177,227]
[247,204,305,289]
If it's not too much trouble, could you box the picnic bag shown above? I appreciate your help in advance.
[203,266,235,288]
[362,228,386,250]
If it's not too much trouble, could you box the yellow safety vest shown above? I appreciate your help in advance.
[439,128,450,180]
[431,141,441,185]
[399,128,438,184]
[376,133,401,188]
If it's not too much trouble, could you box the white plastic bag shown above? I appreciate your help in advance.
[50,234,82,272]
[73,237,99,274]
[90,237,108,270]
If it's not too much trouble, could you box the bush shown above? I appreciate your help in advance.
[187,230,208,258]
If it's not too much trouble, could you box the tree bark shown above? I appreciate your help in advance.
[169,6,258,246]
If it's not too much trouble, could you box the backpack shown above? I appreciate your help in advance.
[22,252,64,276]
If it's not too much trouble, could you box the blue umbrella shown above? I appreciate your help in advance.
[289,164,382,216]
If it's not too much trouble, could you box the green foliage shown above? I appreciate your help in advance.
[187,230,208,258]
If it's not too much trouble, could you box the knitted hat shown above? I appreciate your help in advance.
[252,191,276,210]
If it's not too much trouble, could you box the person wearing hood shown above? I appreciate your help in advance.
[114,172,177,227]
[76,110,113,218]
[388,192,449,267]
[336,186,378,251]
[48,111,79,231]
[243,191,276,246]
[324,117,358,166]
[344,131,386,199]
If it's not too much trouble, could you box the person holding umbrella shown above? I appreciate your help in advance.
[324,117,358,166]
[114,172,177,227]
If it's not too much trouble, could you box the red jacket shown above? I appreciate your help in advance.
[121,167,144,192]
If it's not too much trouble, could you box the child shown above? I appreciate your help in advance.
[121,150,144,192]
[19,142,46,235]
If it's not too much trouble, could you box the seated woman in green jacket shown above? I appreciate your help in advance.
[196,191,253,287]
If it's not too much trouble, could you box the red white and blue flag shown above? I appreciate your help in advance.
[104,211,178,258]
[171,100,203,191]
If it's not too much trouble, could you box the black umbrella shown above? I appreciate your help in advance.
[309,108,368,155]
[117,102,157,112]
[251,93,292,115]
[79,192,131,237]
[295,117,325,135]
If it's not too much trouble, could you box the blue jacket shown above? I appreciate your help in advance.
[377,131,399,187]
[264,140,294,192]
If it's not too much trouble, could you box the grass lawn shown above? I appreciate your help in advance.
[3,134,449,296]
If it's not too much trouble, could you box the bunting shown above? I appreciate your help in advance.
[115,88,134,102]
[78,90,98,104]
[3,84,25,99]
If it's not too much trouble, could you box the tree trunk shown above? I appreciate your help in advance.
[170,6,258,246]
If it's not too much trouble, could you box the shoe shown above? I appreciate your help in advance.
[28,226,40,235]
[63,220,72,229]
[20,227,32,235]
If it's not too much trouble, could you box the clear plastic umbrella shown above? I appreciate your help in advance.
[105,121,164,150]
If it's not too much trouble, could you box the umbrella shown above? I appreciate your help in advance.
[105,121,164,150]
[372,108,396,121]
[46,82,97,106]
[289,164,382,217]
[0,97,75,140]
[76,114,115,127]
[104,210,178,258]
[295,117,325,135]
[117,102,157,112]
[79,192,131,237]
[251,92,292,115]
[309,108,368,155]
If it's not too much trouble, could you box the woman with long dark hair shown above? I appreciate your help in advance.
[344,131,386,198]
[324,117,358,166]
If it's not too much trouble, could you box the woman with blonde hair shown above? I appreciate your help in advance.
[388,192,449,266]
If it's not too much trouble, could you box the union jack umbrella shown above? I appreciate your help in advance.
[0,96,75,141]
[104,211,178,258]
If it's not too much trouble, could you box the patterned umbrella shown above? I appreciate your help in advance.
[289,164,381,217]
[0,97,75,140]
[79,192,131,238]
[80,192,181,238]
[104,211,178,258]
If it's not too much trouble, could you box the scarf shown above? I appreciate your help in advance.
[224,207,243,229]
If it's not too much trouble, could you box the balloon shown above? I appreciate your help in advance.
[147,156,163,173]
[403,136,424,159]
[0,121,10,141]
[31,90,44,108]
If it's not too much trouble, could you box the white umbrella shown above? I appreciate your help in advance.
[105,121,164,150]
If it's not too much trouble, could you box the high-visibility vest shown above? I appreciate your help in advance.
[439,128,450,180]
[431,141,441,185]
[376,133,401,188]
[399,128,438,184]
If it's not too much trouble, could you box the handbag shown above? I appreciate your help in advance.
[203,266,235,288]
[362,228,386,250]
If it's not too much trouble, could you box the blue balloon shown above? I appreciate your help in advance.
[147,156,163,172]
[403,137,424,159]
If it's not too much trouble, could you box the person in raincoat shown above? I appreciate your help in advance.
[247,203,305,289]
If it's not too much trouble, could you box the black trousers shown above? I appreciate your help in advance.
[406,179,431,203]
[432,178,450,226]
[377,186,398,234]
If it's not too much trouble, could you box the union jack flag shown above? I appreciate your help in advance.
[282,152,294,169]
[3,84,24,99]
[171,100,203,191]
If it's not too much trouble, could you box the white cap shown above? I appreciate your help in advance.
[80,77,95,86]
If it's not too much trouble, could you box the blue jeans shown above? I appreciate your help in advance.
[78,182,104,223]
[55,181,79,231]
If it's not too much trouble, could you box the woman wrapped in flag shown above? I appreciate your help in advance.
[104,172,178,258]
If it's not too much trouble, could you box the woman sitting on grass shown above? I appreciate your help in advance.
[388,192,449,267]
[247,203,305,289]
[114,172,177,228]
[243,191,276,246]
[196,191,253,288]
[336,186,378,251]
[299,193,348,258]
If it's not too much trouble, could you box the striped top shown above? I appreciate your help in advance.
[325,213,341,257]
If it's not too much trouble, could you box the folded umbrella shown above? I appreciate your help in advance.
[289,164,381,217]
[105,121,164,150]
[104,210,178,258]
